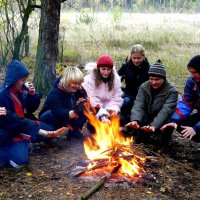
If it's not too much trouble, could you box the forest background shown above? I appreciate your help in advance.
[0,0,200,95]
[1,1,200,200]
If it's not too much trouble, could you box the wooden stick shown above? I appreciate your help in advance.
[79,164,121,200]
[79,176,107,200]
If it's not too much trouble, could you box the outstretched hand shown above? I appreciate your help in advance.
[181,125,196,140]
[141,125,155,133]
[125,121,140,129]
[74,97,88,114]
[160,122,178,131]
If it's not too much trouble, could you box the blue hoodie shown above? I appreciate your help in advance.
[171,76,200,133]
[0,60,40,117]
[1,60,30,90]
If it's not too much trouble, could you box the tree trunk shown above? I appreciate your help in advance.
[33,0,61,96]
[24,34,30,57]
[13,0,33,60]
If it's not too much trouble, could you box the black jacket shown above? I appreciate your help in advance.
[118,58,150,99]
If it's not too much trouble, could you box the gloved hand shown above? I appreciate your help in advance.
[91,104,101,115]
[74,98,88,114]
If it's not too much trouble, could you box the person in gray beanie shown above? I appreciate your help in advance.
[161,55,200,147]
[148,59,166,79]
[126,60,178,147]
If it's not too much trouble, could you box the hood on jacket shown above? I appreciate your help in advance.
[2,60,30,89]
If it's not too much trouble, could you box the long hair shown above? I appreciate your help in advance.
[128,44,145,61]
[93,68,115,91]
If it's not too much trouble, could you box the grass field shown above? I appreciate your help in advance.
[29,12,200,92]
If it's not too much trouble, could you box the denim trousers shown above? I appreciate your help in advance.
[0,140,29,167]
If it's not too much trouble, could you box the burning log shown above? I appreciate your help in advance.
[74,160,117,177]
[73,101,154,194]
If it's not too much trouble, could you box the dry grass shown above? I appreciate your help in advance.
[28,12,200,92]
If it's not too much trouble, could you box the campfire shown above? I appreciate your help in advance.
[70,104,154,185]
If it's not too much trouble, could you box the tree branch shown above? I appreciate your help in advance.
[30,4,41,9]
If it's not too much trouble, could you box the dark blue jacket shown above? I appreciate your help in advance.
[118,58,150,99]
[0,60,40,117]
[171,76,200,133]
[39,77,87,125]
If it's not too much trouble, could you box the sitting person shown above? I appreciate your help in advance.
[0,107,66,169]
[118,44,150,125]
[161,55,200,143]
[126,60,178,146]
[0,60,57,142]
[0,60,40,120]
[83,55,123,125]
[39,66,87,140]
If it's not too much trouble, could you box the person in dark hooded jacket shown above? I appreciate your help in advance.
[0,60,61,142]
[0,60,67,168]
[0,60,40,119]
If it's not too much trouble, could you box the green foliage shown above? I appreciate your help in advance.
[0,0,4,8]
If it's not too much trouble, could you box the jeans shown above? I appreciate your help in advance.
[0,140,29,167]
[120,94,134,125]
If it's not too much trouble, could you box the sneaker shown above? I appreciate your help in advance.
[9,160,22,169]
[39,127,67,138]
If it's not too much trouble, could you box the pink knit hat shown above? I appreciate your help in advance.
[97,55,114,68]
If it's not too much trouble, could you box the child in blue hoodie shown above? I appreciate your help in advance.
[0,60,66,168]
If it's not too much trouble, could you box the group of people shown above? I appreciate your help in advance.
[1,45,200,169]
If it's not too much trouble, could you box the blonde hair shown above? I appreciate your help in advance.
[128,44,145,61]
[59,66,84,88]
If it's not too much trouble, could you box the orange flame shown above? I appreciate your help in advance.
[83,104,145,177]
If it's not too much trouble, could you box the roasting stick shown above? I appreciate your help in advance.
[79,163,121,200]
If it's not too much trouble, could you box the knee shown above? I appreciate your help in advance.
[10,142,29,165]
[123,97,131,105]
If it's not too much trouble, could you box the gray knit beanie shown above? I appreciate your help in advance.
[148,60,166,79]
